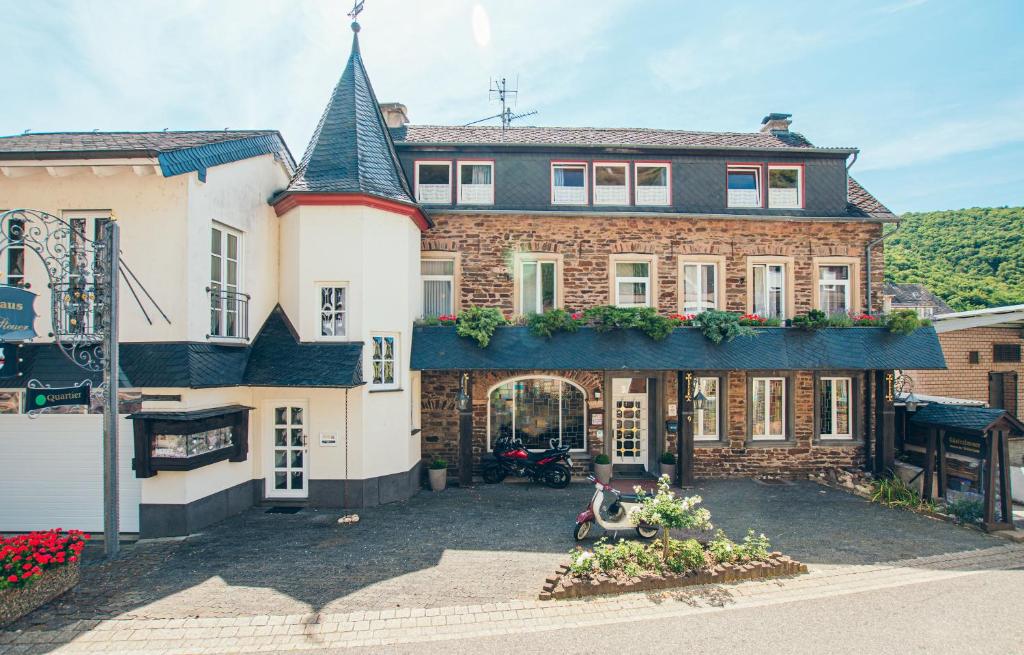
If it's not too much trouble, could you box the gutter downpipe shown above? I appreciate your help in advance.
[865,224,898,314]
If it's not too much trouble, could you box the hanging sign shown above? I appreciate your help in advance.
[25,384,92,413]
[0,285,37,341]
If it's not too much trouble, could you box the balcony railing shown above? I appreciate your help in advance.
[207,287,249,340]
[52,281,103,341]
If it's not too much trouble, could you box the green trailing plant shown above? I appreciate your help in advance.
[632,474,713,560]
[454,306,507,348]
[429,457,447,470]
[593,453,611,465]
[526,308,583,338]
[692,310,756,344]
[945,497,984,525]
[791,309,829,330]
[660,451,676,465]
[583,305,675,341]
[884,309,932,335]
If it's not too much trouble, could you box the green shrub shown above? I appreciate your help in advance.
[418,315,441,326]
[583,305,675,341]
[707,530,739,564]
[945,497,984,524]
[455,306,507,347]
[884,309,931,335]
[665,538,706,573]
[692,310,756,344]
[827,312,854,327]
[791,309,829,330]
[526,308,582,338]
[593,453,611,465]
[659,451,676,465]
[632,475,713,559]
[429,457,447,470]
[737,530,771,561]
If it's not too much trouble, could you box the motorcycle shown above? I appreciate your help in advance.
[481,434,573,489]
[574,475,659,541]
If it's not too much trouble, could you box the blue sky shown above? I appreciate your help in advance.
[3,0,1022,213]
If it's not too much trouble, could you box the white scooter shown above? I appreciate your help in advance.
[574,475,659,541]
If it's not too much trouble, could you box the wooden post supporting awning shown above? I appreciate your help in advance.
[677,371,695,488]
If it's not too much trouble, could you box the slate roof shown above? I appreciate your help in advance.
[283,30,416,205]
[883,283,953,313]
[3,307,362,389]
[411,326,947,372]
[910,403,1024,436]
[391,125,847,151]
[0,130,295,181]
[846,177,897,220]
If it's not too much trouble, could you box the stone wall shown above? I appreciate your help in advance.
[422,213,885,315]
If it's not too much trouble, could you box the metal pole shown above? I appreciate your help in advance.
[102,221,120,558]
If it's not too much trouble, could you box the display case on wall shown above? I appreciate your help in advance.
[129,405,252,478]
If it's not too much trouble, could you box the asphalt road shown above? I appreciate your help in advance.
[364,567,1024,655]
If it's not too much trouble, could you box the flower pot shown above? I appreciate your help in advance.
[0,561,79,628]
[428,467,447,492]
[660,463,675,482]
[594,462,612,485]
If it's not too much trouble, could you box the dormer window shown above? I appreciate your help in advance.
[414,161,452,204]
[727,164,762,208]
[593,162,629,206]
[635,163,670,206]
[551,162,587,205]
[768,165,803,209]
[457,161,494,205]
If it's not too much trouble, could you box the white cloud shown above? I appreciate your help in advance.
[873,0,927,15]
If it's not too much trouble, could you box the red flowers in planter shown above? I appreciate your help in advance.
[437,314,458,325]
[667,313,696,326]
[0,529,88,591]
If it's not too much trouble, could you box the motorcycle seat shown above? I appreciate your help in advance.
[614,493,642,504]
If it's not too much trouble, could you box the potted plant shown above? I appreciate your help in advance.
[428,457,448,492]
[593,453,612,485]
[659,451,676,482]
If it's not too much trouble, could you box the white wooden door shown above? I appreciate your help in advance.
[265,401,309,499]
[611,378,648,466]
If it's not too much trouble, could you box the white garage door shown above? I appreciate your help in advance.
[0,415,140,533]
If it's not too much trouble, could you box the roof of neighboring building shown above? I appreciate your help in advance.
[6,307,362,389]
[282,30,416,205]
[930,304,1024,333]
[883,283,954,313]
[391,124,855,153]
[0,130,295,181]
[411,326,947,372]
[910,402,1024,436]
[847,177,897,220]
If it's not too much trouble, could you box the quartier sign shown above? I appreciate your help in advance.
[0,285,37,341]
[25,384,92,412]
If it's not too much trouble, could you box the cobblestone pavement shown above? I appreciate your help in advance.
[0,479,1009,653]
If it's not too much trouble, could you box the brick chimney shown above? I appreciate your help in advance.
[379,102,409,128]
[760,112,792,134]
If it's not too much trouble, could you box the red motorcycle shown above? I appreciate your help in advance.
[481,435,572,488]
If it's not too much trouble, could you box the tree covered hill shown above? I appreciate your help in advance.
[885,207,1024,312]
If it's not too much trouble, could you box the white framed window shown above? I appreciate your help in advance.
[210,223,243,339]
[488,376,587,452]
[681,261,719,313]
[818,264,851,315]
[727,164,762,208]
[819,377,853,439]
[767,165,803,209]
[694,377,720,441]
[551,162,588,205]
[318,284,347,338]
[635,163,670,206]
[751,377,786,441]
[614,260,651,307]
[518,257,558,314]
[593,162,629,206]
[370,333,399,390]
[421,257,456,318]
[457,160,494,205]
[414,161,452,204]
[751,263,786,319]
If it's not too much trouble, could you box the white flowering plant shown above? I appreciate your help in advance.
[630,474,713,559]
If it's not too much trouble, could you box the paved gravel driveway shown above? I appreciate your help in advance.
[7,479,999,633]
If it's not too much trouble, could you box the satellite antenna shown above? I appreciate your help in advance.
[465,76,538,132]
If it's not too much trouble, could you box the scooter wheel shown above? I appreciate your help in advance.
[574,521,592,541]
[482,464,506,484]
[542,464,571,489]
[636,526,659,540]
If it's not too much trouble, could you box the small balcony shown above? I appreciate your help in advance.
[207,287,249,341]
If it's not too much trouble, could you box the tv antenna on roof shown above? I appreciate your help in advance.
[465,76,537,132]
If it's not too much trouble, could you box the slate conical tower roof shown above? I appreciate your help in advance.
[280,24,418,209]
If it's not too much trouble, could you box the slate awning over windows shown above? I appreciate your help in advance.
[909,403,1024,437]
[2,306,362,389]
[410,326,947,372]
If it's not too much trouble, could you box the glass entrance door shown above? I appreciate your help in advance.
[611,377,648,467]
[266,402,308,498]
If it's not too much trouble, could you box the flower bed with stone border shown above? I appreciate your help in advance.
[0,561,80,626]
[1,529,87,627]
[540,553,807,600]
